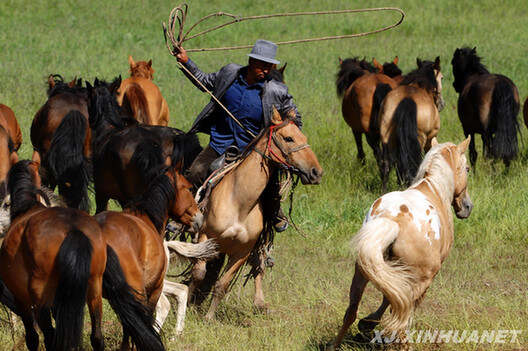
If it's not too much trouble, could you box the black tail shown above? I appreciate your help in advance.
[103,246,165,351]
[488,79,520,164]
[52,229,93,351]
[392,98,422,185]
[369,83,393,137]
[43,110,91,211]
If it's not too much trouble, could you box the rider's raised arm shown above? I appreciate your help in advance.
[176,46,219,92]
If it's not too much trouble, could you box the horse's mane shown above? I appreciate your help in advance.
[7,160,43,220]
[130,140,166,188]
[127,169,175,232]
[412,142,455,200]
[451,47,490,93]
[47,75,87,99]
[267,68,284,83]
[171,132,203,171]
[400,60,438,93]
[382,61,403,78]
[336,57,377,97]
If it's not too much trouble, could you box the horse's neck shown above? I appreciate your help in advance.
[125,209,167,236]
[414,173,453,211]
[211,145,272,219]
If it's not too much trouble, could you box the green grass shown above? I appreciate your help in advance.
[1,0,527,350]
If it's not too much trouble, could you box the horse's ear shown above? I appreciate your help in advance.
[47,75,56,89]
[147,59,152,68]
[434,56,441,70]
[110,76,122,95]
[279,62,287,74]
[94,78,100,87]
[416,58,423,68]
[86,81,93,94]
[271,106,282,125]
[457,135,471,154]
[372,58,383,72]
[393,56,399,65]
[471,47,477,53]
[286,108,296,120]
[128,55,135,68]
[431,137,439,147]
[68,76,77,88]
[338,57,343,66]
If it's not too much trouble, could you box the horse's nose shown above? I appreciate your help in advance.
[309,167,323,184]
[191,211,204,233]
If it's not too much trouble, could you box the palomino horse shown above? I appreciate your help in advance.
[87,78,202,213]
[95,165,211,349]
[338,57,401,163]
[378,57,445,190]
[0,104,23,151]
[181,107,323,320]
[31,75,92,210]
[451,47,520,167]
[329,137,473,350]
[117,56,170,126]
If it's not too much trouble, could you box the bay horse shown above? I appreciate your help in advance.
[338,57,402,164]
[0,160,165,351]
[329,137,473,350]
[451,47,520,167]
[180,107,323,320]
[87,77,202,213]
[0,126,19,203]
[117,56,170,126]
[378,57,445,190]
[95,165,211,349]
[0,104,23,151]
[31,74,92,211]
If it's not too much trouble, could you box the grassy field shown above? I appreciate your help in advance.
[1,0,527,350]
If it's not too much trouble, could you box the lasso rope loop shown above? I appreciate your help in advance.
[163,4,405,53]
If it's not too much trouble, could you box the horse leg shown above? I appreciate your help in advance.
[86,277,104,351]
[21,312,39,351]
[36,308,54,350]
[189,253,225,305]
[358,296,390,333]
[156,280,188,335]
[187,259,206,304]
[205,253,249,321]
[366,132,381,165]
[353,131,366,164]
[380,143,391,192]
[253,271,268,312]
[330,263,368,350]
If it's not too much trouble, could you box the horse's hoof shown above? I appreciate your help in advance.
[253,301,270,314]
[358,318,378,334]
[204,312,215,321]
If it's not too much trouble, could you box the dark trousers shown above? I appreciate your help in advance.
[185,145,219,190]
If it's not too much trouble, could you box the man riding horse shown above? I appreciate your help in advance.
[176,39,301,232]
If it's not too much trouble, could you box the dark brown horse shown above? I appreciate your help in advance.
[0,104,23,151]
[31,75,92,210]
[337,57,401,164]
[378,57,445,190]
[117,56,170,126]
[452,47,520,167]
[95,165,206,350]
[87,77,201,213]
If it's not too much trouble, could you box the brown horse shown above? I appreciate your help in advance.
[338,57,401,163]
[524,97,528,129]
[31,75,92,210]
[117,56,170,126]
[180,107,323,320]
[0,160,107,351]
[329,137,473,350]
[95,165,208,350]
[0,126,19,203]
[0,104,23,151]
[378,57,445,190]
[452,47,520,167]
[87,78,202,213]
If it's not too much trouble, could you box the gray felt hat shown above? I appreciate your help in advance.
[247,39,280,65]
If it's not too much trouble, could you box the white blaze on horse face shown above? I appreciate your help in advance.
[364,190,441,245]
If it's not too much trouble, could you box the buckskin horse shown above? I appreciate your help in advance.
[87,77,202,213]
[329,137,473,350]
[451,47,520,168]
[0,104,23,151]
[377,57,445,190]
[31,75,92,211]
[178,107,323,320]
[337,57,401,164]
[117,55,170,126]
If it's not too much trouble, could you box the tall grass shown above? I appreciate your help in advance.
[0,0,527,350]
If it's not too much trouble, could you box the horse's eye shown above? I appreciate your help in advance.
[466,166,470,173]
[283,136,294,143]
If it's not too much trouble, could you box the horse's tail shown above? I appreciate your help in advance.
[44,110,91,211]
[166,239,218,260]
[488,79,520,164]
[369,83,393,137]
[52,229,93,351]
[103,245,165,351]
[392,97,421,185]
[122,83,150,124]
[353,217,417,334]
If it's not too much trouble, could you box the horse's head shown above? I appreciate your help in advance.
[7,160,46,220]
[268,63,287,82]
[382,56,403,79]
[166,165,203,233]
[410,57,445,111]
[86,76,123,129]
[128,55,154,80]
[262,107,323,185]
[336,57,377,97]
[451,47,488,93]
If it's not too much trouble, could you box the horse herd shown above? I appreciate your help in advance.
[0,46,519,350]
